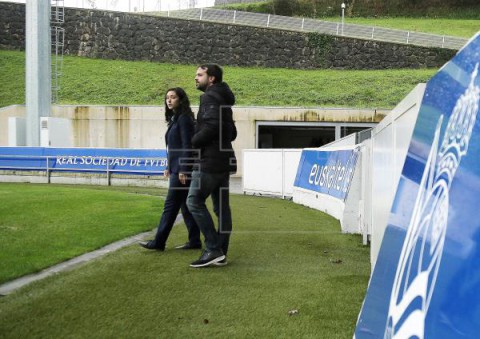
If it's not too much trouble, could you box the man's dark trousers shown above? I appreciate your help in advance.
[187,170,232,255]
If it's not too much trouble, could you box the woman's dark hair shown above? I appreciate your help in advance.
[164,87,194,123]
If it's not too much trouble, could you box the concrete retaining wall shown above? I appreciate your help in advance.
[0,104,388,176]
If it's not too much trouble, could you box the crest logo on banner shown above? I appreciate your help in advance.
[355,33,480,339]
[385,64,479,339]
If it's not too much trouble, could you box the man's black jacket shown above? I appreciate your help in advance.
[192,82,237,174]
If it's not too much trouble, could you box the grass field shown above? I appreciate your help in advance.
[0,183,370,338]
[0,49,436,109]
[0,183,164,284]
[323,17,479,38]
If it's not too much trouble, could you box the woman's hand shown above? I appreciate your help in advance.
[179,172,187,185]
[164,169,170,178]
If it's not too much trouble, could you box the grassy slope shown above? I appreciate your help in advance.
[0,185,369,338]
[0,50,24,108]
[323,17,479,38]
[215,2,479,38]
[0,50,435,109]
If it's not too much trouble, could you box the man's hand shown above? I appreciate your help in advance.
[164,169,170,178]
[179,172,187,185]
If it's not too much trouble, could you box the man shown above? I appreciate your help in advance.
[187,64,237,268]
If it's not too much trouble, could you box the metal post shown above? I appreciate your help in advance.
[233,10,236,24]
[341,3,345,36]
[301,17,304,30]
[267,14,270,28]
[200,8,203,20]
[281,150,285,199]
[26,0,51,147]
[106,157,111,186]
[46,156,51,183]
[407,31,410,44]
[371,27,375,39]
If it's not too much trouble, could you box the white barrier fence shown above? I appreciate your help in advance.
[242,84,425,267]
[160,8,467,50]
[242,149,301,198]
[367,83,425,267]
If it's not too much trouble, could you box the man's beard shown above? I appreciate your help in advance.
[196,82,207,92]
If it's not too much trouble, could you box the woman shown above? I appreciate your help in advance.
[140,88,201,251]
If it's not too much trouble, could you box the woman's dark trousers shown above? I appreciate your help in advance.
[152,174,201,249]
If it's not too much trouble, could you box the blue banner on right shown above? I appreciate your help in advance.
[355,33,480,338]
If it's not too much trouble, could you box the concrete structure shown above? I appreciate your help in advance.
[1,104,387,177]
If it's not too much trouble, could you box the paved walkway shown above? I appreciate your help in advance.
[0,177,243,296]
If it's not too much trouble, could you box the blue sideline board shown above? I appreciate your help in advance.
[293,148,359,201]
[0,147,167,175]
[355,33,480,338]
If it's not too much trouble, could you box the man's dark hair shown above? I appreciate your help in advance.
[199,63,223,83]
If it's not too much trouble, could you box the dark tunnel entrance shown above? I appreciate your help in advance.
[256,122,375,149]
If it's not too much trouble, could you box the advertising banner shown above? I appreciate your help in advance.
[0,147,167,175]
[355,33,480,338]
[293,148,359,201]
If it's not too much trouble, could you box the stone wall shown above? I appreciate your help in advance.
[0,3,25,50]
[0,2,456,69]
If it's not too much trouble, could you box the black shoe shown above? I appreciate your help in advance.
[190,250,225,268]
[139,240,164,251]
[174,242,202,250]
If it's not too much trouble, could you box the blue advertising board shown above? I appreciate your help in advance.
[293,148,359,201]
[0,147,167,175]
[355,33,480,338]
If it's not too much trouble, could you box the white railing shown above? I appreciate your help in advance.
[158,8,467,50]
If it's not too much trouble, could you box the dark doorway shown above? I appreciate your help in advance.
[258,125,335,149]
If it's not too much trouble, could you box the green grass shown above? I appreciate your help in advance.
[0,183,164,284]
[214,2,479,38]
[215,0,273,14]
[324,17,480,38]
[216,0,480,20]
[0,50,25,108]
[0,49,436,109]
[0,184,369,338]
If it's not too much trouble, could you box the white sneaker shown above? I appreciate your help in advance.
[213,258,228,266]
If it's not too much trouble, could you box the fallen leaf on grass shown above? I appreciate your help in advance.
[288,309,299,316]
